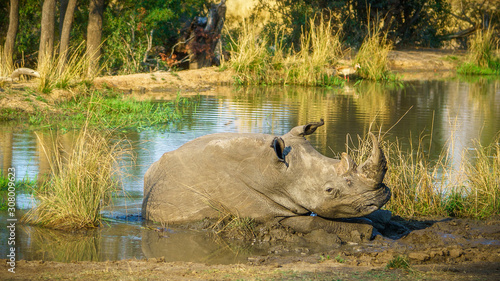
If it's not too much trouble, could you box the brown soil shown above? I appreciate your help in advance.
[2,216,499,280]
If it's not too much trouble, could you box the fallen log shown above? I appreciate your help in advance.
[0,67,41,82]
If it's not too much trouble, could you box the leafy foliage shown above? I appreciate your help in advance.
[252,0,452,49]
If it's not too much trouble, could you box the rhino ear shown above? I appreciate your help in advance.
[287,119,325,137]
[301,119,325,136]
[271,137,292,167]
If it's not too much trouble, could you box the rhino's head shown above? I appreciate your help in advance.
[271,120,391,219]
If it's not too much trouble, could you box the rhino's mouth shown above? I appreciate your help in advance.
[360,184,391,213]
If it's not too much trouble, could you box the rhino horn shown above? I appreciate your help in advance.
[357,133,387,187]
[338,152,357,175]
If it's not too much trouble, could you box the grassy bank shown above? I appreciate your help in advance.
[457,27,500,76]
[1,89,196,131]
[228,17,394,85]
[351,132,500,219]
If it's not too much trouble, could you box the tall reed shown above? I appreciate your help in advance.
[354,19,393,81]
[22,118,132,230]
[457,135,500,218]
[468,26,498,68]
[229,17,343,86]
[458,26,500,75]
[0,46,14,81]
[37,42,98,93]
[349,131,500,219]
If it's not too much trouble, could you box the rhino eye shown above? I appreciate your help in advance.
[325,187,339,197]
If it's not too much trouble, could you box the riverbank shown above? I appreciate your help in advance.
[1,216,499,280]
[0,49,465,116]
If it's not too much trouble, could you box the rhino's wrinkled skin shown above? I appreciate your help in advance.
[142,120,391,225]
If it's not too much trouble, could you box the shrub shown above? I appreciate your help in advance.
[22,119,132,230]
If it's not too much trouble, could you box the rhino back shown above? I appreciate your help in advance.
[142,133,296,223]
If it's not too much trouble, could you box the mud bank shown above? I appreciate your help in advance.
[2,216,499,280]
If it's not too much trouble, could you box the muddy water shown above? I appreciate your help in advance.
[1,79,499,263]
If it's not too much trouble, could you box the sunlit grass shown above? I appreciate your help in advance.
[54,91,195,130]
[457,26,500,75]
[22,117,132,230]
[349,131,500,219]
[0,46,14,78]
[354,18,393,81]
[228,17,344,86]
[37,42,98,93]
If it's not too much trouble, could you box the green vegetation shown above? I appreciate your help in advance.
[1,89,196,131]
[355,18,393,81]
[37,43,96,93]
[457,27,500,75]
[350,132,500,219]
[0,171,37,210]
[386,255,411,270]
[55,91,195,130]
[22,119,132,230]
[229,17,344,86]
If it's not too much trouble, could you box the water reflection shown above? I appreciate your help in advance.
[0,79,499,262]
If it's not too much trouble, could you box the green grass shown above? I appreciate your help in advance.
[60,92,192,129]
[457,27,500,75]
[22,117,132,230]
[16,89,196,130]
[386,255,411,270]
[0,171,37,210]
[354,17,393,81]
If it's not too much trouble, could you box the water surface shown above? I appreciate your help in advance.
[1,78,499,263]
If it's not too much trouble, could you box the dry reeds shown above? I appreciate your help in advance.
[229,17,343,86]
[37,42,98,93]
[354,18,393,81]
[0,46,15,86]
[22,118,132,230]
[467,26,498,69]
[349,131,500,219]
[457,26,500,75]
[458,135,500,218]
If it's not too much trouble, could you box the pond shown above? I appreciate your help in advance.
[1,78,499,264]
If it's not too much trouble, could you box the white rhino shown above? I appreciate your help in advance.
[142,120,391,228]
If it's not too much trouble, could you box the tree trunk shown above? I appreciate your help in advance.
[188,0,226,69]
[4,0,19,68]
[39,0,56,65]
[87,0,104,75]
[59,0,69,37]
[59,0,77,61]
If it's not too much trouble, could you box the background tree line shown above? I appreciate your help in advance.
[249,0,499,49]
[0,0,210,75]
[1,0,499,75]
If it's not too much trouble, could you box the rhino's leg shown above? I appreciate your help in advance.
[280,216,374,241]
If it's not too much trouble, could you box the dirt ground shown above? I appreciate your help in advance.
[1,216,499,280]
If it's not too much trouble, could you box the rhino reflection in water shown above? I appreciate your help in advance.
[142,120,391,231]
